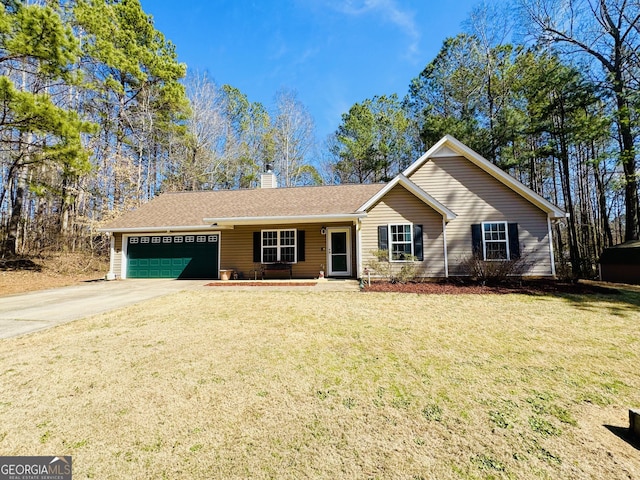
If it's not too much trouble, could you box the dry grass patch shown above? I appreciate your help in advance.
[0,253,108,296]
[0,289,639,479]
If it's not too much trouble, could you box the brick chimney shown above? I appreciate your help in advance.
[261,163,277,189]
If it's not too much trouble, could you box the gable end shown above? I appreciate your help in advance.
[403,135,565,219]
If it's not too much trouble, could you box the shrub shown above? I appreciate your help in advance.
[365,249,422,284]
[461,251,530,285]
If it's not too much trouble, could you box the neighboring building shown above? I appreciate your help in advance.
[599,241,640,285]
[100,135,566,280]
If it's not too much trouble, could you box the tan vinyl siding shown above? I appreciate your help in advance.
[408,156,553,276]
[362,185,445,277]
[220,223,355,279]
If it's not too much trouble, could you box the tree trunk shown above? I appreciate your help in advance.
[6,163,28,256]
[615,87,639,241]
[60,177,72,252]
[591,141,613,249]
[552,99,581,277]
[559,149,581,277]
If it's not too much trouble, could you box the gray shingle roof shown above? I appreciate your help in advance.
[102,184,386,231]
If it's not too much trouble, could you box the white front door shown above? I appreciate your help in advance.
[327,228,351,277]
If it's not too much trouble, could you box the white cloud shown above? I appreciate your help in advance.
[329,0,420,58]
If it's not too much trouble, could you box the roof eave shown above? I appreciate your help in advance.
[98,225,227,234]
[203,213,368,226]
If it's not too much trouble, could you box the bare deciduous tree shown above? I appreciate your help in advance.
[180,70,227,190]
[520,0,640,241]
[272,89,318,187]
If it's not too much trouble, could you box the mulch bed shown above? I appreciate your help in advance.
[206,282,318,287]
[363,280,620,295]
[203,279,621,295]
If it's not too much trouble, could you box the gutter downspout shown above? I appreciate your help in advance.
[443,218,449,278]
[356,219,363,279]
[548,217,556,277]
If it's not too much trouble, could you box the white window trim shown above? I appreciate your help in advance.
[482,221,510,261]
[261,229,297,263]
[389,224,414,262]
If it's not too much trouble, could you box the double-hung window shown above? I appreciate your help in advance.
[377,224,424,262]
[472,222,520,261]
[482,222,509,260]
[390,224,413,261]
[262,229,296,263]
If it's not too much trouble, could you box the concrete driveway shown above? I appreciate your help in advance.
[0,279,205,339]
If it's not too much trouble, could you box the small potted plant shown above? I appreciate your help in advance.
[319,264,325,279]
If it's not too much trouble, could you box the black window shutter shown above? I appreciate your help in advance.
[253,232,261,263]
[508,223,520,259]
[471,224,482,257]
[378,225,388,251]
[297,230,305,262]
[413,224,424,261]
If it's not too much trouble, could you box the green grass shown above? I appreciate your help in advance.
[0,288,639,479]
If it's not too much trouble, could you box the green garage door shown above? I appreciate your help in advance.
[127,234,219,279]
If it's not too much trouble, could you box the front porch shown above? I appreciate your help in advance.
[217,222,360,280]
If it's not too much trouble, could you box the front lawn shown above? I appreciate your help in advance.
[1,288,639,479]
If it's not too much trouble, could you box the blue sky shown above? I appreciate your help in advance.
[140,0,480,140]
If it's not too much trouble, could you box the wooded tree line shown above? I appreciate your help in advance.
[0,0,317,257]
[0,0,638,279]
[330,0,640,277]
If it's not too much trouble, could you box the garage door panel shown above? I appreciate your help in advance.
[127,235,219,279]
[179,258,211,279]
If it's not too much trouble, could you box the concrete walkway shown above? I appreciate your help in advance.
[0,278,360,339]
